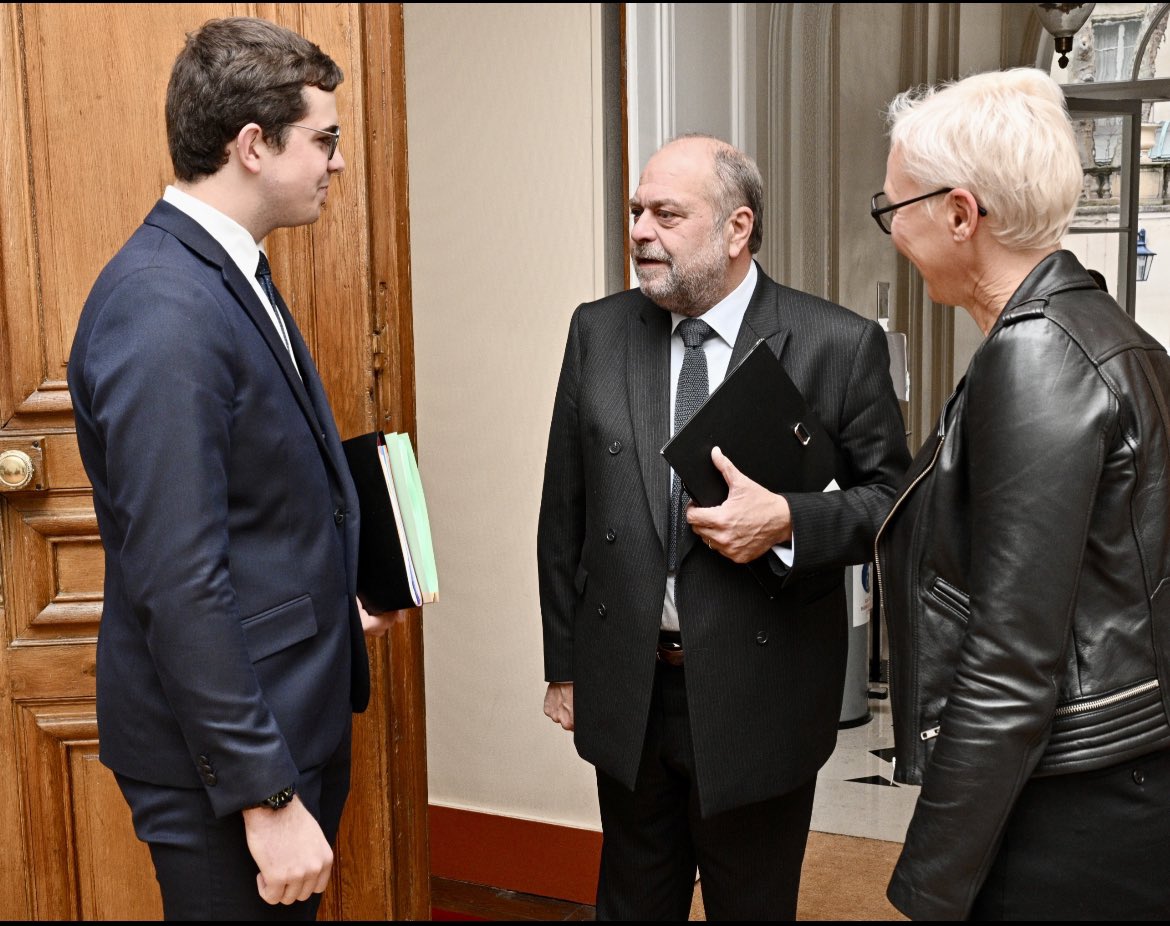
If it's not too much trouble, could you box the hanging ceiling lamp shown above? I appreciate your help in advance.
[1035,3,1097,68]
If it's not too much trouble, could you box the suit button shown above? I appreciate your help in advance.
[334,507,345,525]
[605,529,617,543]
[203,772,218,786]
[597,604,607,618]
[756,631,769,645]
[608,440,622,455]
[1134,768,1146,785]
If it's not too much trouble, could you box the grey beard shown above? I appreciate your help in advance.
[635,251,726,315]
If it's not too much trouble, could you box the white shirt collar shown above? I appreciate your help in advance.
[162,185,266,278]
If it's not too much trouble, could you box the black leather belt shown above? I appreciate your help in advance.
[656,631,684,667]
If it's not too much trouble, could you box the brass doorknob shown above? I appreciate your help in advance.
[0,449,34,491]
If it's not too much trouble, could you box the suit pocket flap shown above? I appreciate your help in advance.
[241,594,318,661]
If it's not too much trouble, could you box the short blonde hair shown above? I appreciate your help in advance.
[886,68,1083,250]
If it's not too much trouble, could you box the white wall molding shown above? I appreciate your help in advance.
[657,2,676,145]
[730,2,748,150]
[763,2,840,299]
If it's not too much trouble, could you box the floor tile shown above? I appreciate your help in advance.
[811,699,920,843]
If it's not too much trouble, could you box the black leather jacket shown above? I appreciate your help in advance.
[876,251,1170,920]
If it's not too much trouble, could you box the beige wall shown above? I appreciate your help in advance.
[404,2,607,829]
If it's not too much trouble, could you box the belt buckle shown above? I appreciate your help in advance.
[656,639,685,667]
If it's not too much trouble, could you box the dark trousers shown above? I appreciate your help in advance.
[595,660,817,921]
[972,745,1170,921]
[115,725,352,921]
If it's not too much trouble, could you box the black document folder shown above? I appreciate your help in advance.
[341,430,421,612]
[660,338,836,595]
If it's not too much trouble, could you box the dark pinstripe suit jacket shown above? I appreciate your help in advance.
[537,265,910,818]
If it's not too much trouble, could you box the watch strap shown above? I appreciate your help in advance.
[258,783,296,810]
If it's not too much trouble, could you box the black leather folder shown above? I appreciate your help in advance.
[661,338,836,595]
[341,430,421,612]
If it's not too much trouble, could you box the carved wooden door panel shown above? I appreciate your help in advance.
[0,4,427,919]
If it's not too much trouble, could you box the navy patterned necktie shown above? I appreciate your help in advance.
[255,251,296,360]
[668,317,715,571]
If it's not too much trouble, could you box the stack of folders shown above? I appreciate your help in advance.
[341,430,439,612]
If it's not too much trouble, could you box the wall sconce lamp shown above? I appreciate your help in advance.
[1035,3,1097,68]
[1137,228,1157,282]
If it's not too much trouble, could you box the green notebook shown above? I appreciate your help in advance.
[384,431,439,603]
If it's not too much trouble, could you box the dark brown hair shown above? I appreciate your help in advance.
[166,17,343,182]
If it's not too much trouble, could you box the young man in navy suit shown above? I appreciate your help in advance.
[68,16,397,920]
[538,135,910,920]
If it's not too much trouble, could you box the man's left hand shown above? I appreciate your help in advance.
[242,796,333,905]
[357,598,409,637]
[687,446,791,563]
[543,682,574,731]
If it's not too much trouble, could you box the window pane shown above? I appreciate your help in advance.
[1055,4,1170,336]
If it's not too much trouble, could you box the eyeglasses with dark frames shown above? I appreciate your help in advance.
[280,123,341,160]
[870,187,987,234]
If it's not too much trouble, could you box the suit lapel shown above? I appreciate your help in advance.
[280,305,351,492]
[219,257,322,424]
[628,297,672,553]
[731,266,790,369]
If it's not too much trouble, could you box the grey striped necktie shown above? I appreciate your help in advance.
[668,317,715,571]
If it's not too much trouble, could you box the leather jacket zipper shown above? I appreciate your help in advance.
[874,384,962,756]
[873,388,957,636]
[1052,678,1160,717]
[873,436,946,624]
[920,663,1161,748]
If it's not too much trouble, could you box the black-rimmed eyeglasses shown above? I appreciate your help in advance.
[281,123,341,160]
[870,187,987,234]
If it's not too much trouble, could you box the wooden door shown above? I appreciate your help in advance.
[0,3,428,919]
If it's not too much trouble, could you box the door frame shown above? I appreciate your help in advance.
[1064,95,1144,317]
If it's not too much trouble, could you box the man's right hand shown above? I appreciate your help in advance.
[242,796,333,905]
[543,681,575,731]
[357,596,408,638]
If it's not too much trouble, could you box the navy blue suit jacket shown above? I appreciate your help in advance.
[68,200,368,817]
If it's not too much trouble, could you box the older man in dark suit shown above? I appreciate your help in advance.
[68,17,396,921]
[538,134,910,920]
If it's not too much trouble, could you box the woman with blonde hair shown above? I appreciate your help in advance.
[874,67,1170,920]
